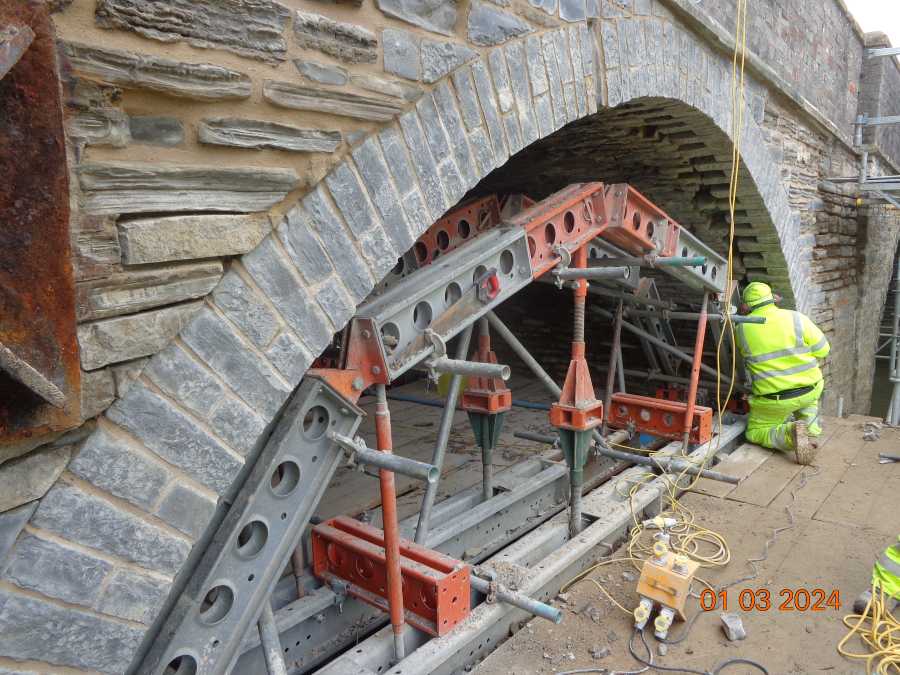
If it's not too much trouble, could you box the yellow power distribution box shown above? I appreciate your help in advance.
[636,551,699,619]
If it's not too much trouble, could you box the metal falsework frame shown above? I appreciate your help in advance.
[140,181,734,675]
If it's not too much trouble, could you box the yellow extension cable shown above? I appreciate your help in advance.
[561,0,750,624]
[838,582,900,674]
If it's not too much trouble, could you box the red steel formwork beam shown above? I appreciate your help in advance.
[502,182,609,278]
[602,183,681,256]
[311,516,471,637]
[412,195,502,266]
[607,392,713,445]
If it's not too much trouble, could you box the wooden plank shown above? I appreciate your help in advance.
[767,425,864,520]
[725,449,802,507]
[813,427,900,531]
[689,442,771,498]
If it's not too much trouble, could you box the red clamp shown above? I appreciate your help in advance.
[475,268,501,303]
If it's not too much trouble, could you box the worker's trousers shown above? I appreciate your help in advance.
[873,540,900,599]
[745,380,824,452]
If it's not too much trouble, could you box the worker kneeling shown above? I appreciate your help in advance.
[735,282,830,465]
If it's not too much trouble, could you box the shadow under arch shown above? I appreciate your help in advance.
[471,95,796,307]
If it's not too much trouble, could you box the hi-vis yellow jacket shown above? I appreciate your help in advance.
[735,304,830,396]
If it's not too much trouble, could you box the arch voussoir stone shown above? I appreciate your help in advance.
[0,14,805,673]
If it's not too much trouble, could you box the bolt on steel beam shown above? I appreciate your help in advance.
[586,238,640,289]
[553,265,630,281]
[625,309,765,324]
[426,356,510,380]
[587,255,707,268]
[257,602,287,675]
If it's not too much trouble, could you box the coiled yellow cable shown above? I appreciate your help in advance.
[838,582,900,674]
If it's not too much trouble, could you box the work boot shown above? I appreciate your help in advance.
[853,589,900,615]
[792,420,816,465]
[853,589,872,615]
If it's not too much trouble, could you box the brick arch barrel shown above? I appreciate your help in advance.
[0,20,800,674]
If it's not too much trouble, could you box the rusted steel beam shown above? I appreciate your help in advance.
[0,1,80,450]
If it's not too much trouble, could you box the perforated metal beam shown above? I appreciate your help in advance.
[353,227,533,382]
[139,378,364,675]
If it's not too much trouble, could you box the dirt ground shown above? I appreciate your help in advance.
[476,416,898,675]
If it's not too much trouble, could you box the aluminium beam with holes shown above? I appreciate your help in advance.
[139,377,363,675]
[662,227,728,293]
[352,227,533,382]
[371,250,419,296]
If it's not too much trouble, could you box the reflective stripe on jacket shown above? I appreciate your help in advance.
[735,304,830,396]
[874,542,900,598]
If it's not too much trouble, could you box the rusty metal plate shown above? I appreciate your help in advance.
[0,1,80,452]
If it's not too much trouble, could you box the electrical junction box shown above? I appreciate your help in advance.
[636,551,700,619]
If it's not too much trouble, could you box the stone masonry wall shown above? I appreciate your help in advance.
[859,32,900,169]
[662,0,864,143]
[0,0,897,672]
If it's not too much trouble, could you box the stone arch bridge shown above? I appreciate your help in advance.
[1,0,899,672]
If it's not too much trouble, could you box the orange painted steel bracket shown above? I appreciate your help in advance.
[601,183,680,256]
[308,318,389,404]
[548,346,604,430]
[311,516,471,637]
[413,195,502,266]
[606,393,713,445]
[502,182,609,279]
[461,328,512,415]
